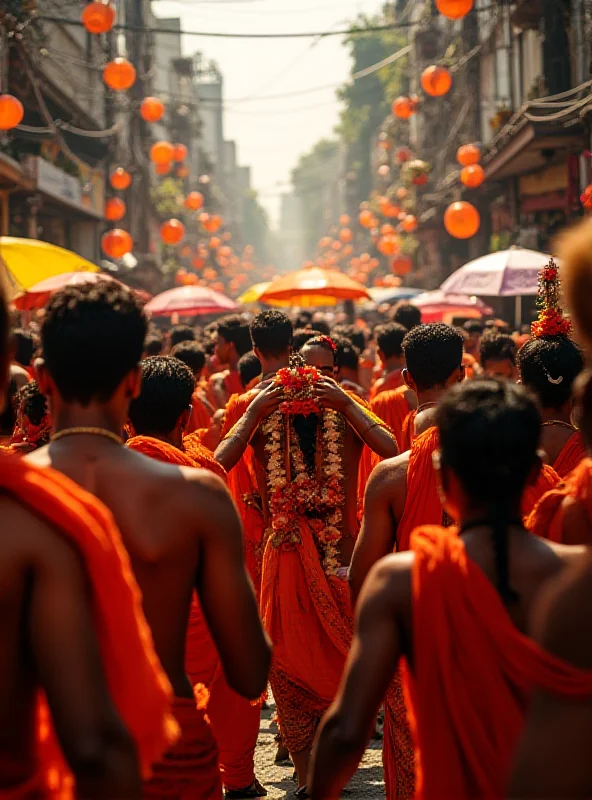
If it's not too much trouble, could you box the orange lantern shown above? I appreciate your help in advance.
[184,191,204,211]
[378,235,400,256]
[402,215,418,233]
[155,162,171,176]
[444,201,480,239]
[105,197,126,222]
[204,267,217,281]
[209,236,221,250]
[177,166,190,179]
[150,141,174,165]
[207,214,222,233]
[460,164,485,188]
[339,228,353,243]
[140,96,164,123]
[222,231,232,242]
[184,273,198,286]
[181,245,192,258]
[343,244,353,256]
[110,167,131,190]
[103,58,136,91]
[381,223,395,235]
[369,257,380,270]
[436,0,473,19]
[339,214,350,226]
[332,241,342,251]
[192,256,206,270]
[101,229,132,259]
[218,245,233,259]
[198,212,210,226]
[0,94,24,130]
[378,165,390,177]
[175,268,187,285]
[320,236,332,248]
[82,1,115,34]
[421,65,452,97]
[457,143,481,166]
[359,210,374,228]
[398,211,407,222]
[160,219,185,246]
[391,255,412,276]
[396,147,413,163]
[360,252,371,264]
[172,143,188,162]
[392,97,414,119]
[396,187,408,200]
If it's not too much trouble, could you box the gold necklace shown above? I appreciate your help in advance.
[541,420,577,432]
[50,427,123,445]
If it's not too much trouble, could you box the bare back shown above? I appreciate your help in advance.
[540,424,578,467]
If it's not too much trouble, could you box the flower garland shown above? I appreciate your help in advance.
[275,362,321,416]
[531,257,572,339]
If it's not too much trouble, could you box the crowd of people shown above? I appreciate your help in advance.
[1,219,592,800]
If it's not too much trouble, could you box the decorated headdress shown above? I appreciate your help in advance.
[530,258,572,339]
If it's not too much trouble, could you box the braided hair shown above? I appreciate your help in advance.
[436,380,541,605]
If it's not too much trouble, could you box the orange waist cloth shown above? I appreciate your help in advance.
[142,697,222,800]
[0,456,177,797]
[370,369,404,401]
[370,386,412,450]
[396,427,443,552]
[260,517,353,752]
[553,430,586,479]
[126,435,227,483]
[527,457,592,543]
[408,525,592,800]
[521,462,561,519]
[187,391,213,436]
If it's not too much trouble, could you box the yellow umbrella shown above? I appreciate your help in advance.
[0,237,99,298]
[238,281,295,308]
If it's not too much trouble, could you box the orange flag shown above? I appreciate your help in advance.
[0,456,177,796]
[407,525,592,800]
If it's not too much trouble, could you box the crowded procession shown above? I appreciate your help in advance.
[3,0,592,798]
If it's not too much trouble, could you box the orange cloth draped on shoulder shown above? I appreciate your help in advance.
[371,386,413,449]
[183,433,228,483]
[527,458,592,543]
[126,434,228,483]
[0,456,177,797]
[260,517,353,754]
[370,368,404,401]
[220,391,265,593]
[399,410,417,453]
[407,525,592,800]
[224,370,243,400]
[521,462,561,519]
[187,390,213,435]
[553,430,586,478]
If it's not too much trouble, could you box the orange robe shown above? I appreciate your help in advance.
[370,386,413,450]
[527,458,592,543]
[125,435,256,795]
[521,463,561,519]
[370,368,404,401]
[208,370,243,409]
[399,410,417,453]
[553,430,586,478]
[0,456,176,797]
[187,389,213,436]
[407,525,592,800]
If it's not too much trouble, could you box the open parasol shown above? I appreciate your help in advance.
[145,285,239,317]
[259,267,370,307]
[412,290,493,324]
[12,271,150,310]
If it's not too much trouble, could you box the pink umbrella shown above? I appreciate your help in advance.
[12,271,151,310]
[412,290,493,323]
[145,285,239,317]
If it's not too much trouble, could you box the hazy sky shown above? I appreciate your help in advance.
[152,0,385,226]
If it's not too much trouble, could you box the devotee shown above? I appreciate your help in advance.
[27,283,271,799]
[143,332,164,358]
[370,383,417,451]
[171,340,215,435]
[0,284,175,797]
[463,319,484,361]
[169,323,195,349]
[332,323,366,354]
[11,380,51,453]
[479,331,518,380]
[216,312,398,795]
[333,336,366,399]
[292,328,320,351]
[370,323,407,399]
[311,380,592,800]
[390,302,421,331]
[210,315,252,408]
[237,351,262,391]
[125,355,263,798]
[12,327,35,374]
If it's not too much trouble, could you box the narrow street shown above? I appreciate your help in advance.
[255,703,385,798]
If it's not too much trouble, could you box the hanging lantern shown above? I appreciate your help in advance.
[218,245,233,259]
[436,0,474,19]
[398,211,407,222]
[140,96,165,123]
[359,210,374,228]
[396,147,413,164]
[332,240,342,252]
[391,255,412,275]
[396,187,408,200]
[155,162,171,176]
[175,268,187,285]
[0,94,24,130]
[343,244,353,256]
[110,167,131,191]
[192,255,206,270]
[402,215,418,232]
[392,97,414,119]
[204,214,222,234]
[102,229,132,259]
[444,201,480,239]
[378,164,390,177]
[176,166,190,179]
[460,164,485,188]
[198,212,210,227]
[421,65,452,97]
[222,231,232,242]
[380,223,395,236]
[377,235,400,256]
[181,245,192,259]
[184,191,204,211]
[150,141,174,164]
[172,143,188,162]
[104,197,126,222]
[184,273,199,286]
[457,143,481,166]
[209,236,221,250]
[103,58,136,91]
[339,214,350,226]
[369,258,380,270]
[160,219,185,246]
[339,228,353,243]
[82,1,115,34]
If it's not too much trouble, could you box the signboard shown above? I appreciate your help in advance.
[23,157,105,218]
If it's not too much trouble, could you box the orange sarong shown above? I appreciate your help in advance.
[527,457,592,543]
[407,525,592,800]
[553,430,586,478]
[521,463,561,519]
[260,518,353,753]
[0,456,177,797]
[370,369,404,401]
[142,697,222,800]
[371,386,413,450]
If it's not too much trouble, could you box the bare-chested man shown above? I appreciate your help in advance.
[28,283,271,798]
[310,380,589,800]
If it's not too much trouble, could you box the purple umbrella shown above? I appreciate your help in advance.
[440,247,551,297]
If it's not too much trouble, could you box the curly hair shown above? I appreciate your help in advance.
[403,323,464,391]
[129,356,194,435]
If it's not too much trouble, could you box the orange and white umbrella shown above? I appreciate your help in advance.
[259,267,370,308]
